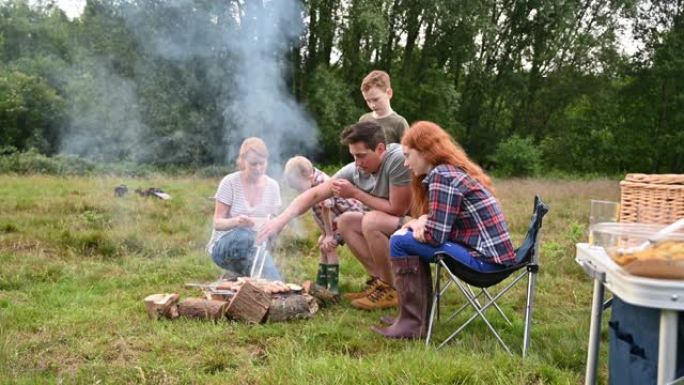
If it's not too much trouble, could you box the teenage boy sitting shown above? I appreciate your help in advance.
[258,121,412,310]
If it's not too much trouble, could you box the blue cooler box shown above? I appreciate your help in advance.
[609,297,684,385]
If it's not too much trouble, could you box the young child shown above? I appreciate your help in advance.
[359,70,409,144]
[283,156,364,295]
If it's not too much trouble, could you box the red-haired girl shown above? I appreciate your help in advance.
[373,121,515,339]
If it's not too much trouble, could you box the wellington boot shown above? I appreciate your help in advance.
[343,277,380,300]
[379,264,432,325]
[325,264,340,295]
[315,263,327,288]
[351,281,398,310]
[372,256,432,339]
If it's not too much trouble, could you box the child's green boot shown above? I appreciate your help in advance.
[315,263,328,288]
[326,264,340,296]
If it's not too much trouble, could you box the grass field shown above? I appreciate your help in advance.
[0,174,620,384]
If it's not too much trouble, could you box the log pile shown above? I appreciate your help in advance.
[178,298,228,321]
[144,277,328,324]
[269,293,319,322]
[144,293,180,320]
[225,281,270,323]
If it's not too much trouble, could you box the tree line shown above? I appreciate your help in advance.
[0,0,682,175]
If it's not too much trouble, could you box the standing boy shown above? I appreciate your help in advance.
[359,70,409,144]
[283,156,364,295]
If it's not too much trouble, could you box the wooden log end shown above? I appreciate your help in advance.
[267,293,319,322]
[178,297,228,321]
[144,293,180,320]
[302,280,339,306]
[226,281,270,324]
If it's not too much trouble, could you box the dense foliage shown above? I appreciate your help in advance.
[0,0,682,175]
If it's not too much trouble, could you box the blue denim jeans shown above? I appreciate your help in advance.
[211,228,282,281]
[389,229,505,273]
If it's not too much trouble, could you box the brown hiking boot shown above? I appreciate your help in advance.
[343,277,380,300]
[351,282,399,310]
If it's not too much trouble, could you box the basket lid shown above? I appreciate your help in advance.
[624,174,684,185]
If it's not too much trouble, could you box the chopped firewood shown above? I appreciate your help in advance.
[268,294,319,322]
[144,293,180,320]
[236,277,291,294]
[205,291,234,302]
[302,280,339,306]
[226,282,270,323]
[215,280,243,291]
[178,298,228,321]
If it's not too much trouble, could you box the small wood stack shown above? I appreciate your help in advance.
[144,278,334,323]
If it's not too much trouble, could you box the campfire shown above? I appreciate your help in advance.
[144,276,338,324]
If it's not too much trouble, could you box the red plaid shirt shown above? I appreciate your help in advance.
[310,168,364,232]
[423,165,515,265]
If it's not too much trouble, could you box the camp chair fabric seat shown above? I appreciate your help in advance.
[441,257,531,288]
[426,195,549,357]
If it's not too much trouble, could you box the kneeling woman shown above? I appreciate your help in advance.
[207,137,282,281]
[373,121,516,339]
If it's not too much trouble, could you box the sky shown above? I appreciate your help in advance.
[55,0,85,19]
[54,0,638,55]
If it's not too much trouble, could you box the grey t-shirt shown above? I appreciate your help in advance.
[359,111,409,144]
[333,143,411,199]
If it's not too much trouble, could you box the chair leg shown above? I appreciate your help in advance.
[452,278,512,354]
[464,286,512,326]
[438,268,528,351]
[482,288,512,326]
[446,288,485,323]
[466,285,482,309]
[436,262,441,322]
[522,269,538,358]
[426,262,441,347]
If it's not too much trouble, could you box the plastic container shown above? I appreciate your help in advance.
[590,222,684,279]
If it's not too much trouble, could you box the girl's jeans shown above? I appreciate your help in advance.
[389,229,505,273]
[211,228,282,281]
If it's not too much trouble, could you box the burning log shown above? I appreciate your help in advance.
[178,298,228,321]
[225,281,270,323]
[268,294,319,322]
[144,293,180,320]
[302,281,339,307]
[155,279,321,324]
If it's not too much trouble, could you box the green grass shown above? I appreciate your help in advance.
[0,174,620,384]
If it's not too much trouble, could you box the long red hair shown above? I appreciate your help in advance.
[401,121,494,216]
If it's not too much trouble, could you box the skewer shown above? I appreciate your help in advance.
[250,215,271,279]
[252,241,268,279]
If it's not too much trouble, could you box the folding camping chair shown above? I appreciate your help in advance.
[425,195,549,357]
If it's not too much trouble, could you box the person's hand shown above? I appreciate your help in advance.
[256,216,284,243]
[331,179,356,199]
[409,214,429,242]
[234,215,255,228]
[401,216,415,230]
[319,235,338,253]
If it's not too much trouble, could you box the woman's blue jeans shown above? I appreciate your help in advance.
[211,228,282,281]
[389,229,505,273]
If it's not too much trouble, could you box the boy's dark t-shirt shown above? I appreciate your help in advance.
[358,112,409,144]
